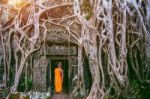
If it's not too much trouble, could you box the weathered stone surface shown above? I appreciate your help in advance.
[28,92,50,99]
[46,45,77,56]
[46,28,79,44]
[6,92,50,99]
[33,56,48,90]
[52,93,72,99]
[6,92,30,99]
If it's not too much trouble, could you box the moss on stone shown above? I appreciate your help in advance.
[81,0,93,20]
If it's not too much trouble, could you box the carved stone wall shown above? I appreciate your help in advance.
[46,28,79,44]
[33,55,48,90]
[46,44,77,56]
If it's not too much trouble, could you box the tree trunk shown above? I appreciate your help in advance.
[86,44,104,99]
[11,57,27,92]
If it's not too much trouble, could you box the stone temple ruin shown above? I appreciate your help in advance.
[0,3,92,96]
[33,28,79,93]
[2,0,149,98]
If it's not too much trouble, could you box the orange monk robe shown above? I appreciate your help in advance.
[54,68,63,92]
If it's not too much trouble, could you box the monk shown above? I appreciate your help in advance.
[54,62,63,93]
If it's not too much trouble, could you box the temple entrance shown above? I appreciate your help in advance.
[45,43,78,94]
[34,42,78,98]
[50,59,69,93]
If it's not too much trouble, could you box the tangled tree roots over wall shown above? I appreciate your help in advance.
[0,0,150,98]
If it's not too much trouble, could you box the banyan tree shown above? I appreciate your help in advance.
[0,0,150,99]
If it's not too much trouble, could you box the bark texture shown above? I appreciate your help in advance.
[0,0,149,98]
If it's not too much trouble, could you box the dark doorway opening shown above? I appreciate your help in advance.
[51,59,69,93]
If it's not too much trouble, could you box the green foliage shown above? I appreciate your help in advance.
[18,74,33,92]
[127,80,150,99]
[82,0,93,20]
[0,64,4,83]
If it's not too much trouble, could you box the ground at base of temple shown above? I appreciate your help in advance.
[52,93,71,99]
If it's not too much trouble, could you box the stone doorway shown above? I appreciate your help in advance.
[50,59,69,93]
[33,43,78,95]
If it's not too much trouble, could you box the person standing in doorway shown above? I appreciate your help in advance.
[54,62,63,93]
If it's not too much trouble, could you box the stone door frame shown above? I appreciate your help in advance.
[47,56,72,94]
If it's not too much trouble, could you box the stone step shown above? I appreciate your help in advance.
[52,93,71,99]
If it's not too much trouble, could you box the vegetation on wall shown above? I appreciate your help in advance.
[81,0,93,20]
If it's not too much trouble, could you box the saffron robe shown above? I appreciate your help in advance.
[54,67,63,92]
